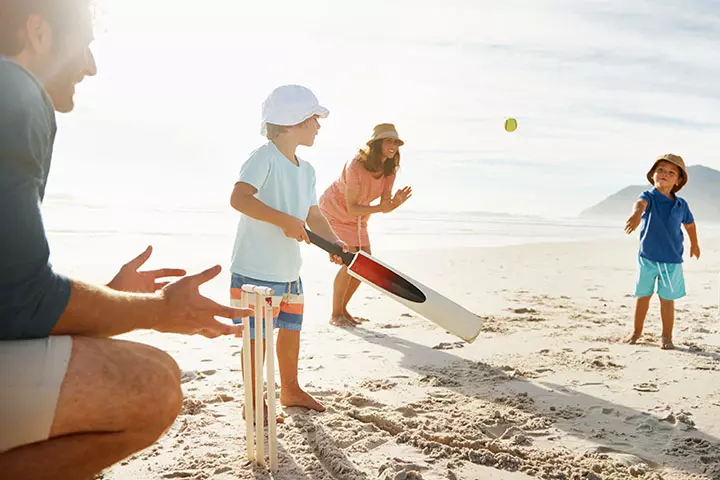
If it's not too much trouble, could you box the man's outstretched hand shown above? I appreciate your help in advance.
[157,265,251,338]
[108,246,186,293]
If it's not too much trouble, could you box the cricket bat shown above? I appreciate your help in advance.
[306,230,482,343]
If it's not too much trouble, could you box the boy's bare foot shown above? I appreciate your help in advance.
[661,336,675,350]
[242,402,285,425]
[281,388,326,412]
[330,315,356,327]
[624,333,641,345]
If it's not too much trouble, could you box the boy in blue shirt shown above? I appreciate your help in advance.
[624,154,700,350]
[229,85,346,413]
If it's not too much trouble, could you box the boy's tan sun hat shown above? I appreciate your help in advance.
[366,123,404,146]
[647,153,688,192]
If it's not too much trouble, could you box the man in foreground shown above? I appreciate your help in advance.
[0,1,250,478]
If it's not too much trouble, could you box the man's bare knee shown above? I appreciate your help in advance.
[134,344,183,433]
[50,337,183,439]
[107,341,183,435]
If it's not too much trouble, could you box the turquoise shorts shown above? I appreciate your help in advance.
[635,256,685,300]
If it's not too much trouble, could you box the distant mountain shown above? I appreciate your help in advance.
[581,165,720,221]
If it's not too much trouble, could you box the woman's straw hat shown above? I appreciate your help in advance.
[366,123,404,146]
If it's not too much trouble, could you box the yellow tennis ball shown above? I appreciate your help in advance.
[504,118,517,132]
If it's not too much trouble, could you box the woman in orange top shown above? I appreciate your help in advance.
[319,124,413,327]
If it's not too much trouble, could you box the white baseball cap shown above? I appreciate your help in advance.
[260,85,329,136]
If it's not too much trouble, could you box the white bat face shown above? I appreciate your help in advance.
[347,251,482,343]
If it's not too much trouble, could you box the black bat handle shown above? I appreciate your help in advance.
[305,229,354,266]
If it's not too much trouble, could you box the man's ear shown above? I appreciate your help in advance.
[25,13,54,55]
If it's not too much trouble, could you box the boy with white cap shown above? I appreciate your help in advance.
[229,85,345,412]
[624,153,701,350]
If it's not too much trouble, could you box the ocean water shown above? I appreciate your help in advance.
[43,196,622,255]
[369,210,621,250]
[42,195,720,302]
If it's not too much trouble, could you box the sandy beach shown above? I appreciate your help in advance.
[3,0,720,478]
[51,229,720,480]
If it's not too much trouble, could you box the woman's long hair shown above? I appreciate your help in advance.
[354,139,400,177]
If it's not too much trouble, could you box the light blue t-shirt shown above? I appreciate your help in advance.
[231,142,318,282]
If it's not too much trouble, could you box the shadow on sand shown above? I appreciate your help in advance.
[345,327,720,479]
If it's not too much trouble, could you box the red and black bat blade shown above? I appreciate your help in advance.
[348,253,426,304]
[306,229,425,303]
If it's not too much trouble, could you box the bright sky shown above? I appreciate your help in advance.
[47,0,720,217]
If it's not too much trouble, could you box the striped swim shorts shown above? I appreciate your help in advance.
[230,273,304,339]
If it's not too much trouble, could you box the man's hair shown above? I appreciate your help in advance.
[0,0,87,56]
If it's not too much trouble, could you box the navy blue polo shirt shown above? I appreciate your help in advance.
[0,57,72,340]
[638,188,695,264]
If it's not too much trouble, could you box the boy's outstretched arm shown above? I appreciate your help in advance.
[684,222,701,259]
[624,199,647,234]
[230,181,309,243]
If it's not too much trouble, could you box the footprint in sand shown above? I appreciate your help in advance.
[180,370,204,384]
[360,379,398,392]
[161,471,198,478]
[589,406,620,417]
[206,394,234,404]
[180,398,204,415]
[681,342,703,353]
[378,459,428,480]
[633,383,659,393]
[432,342,465,350]
[584,446,656,469]
[395,406,419,417]
[666,436,720,457]
[582,347,610,354]
[637,416,679,434]
[660,411,696,430]
[346,394,385,408]
[508,307,538,314]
